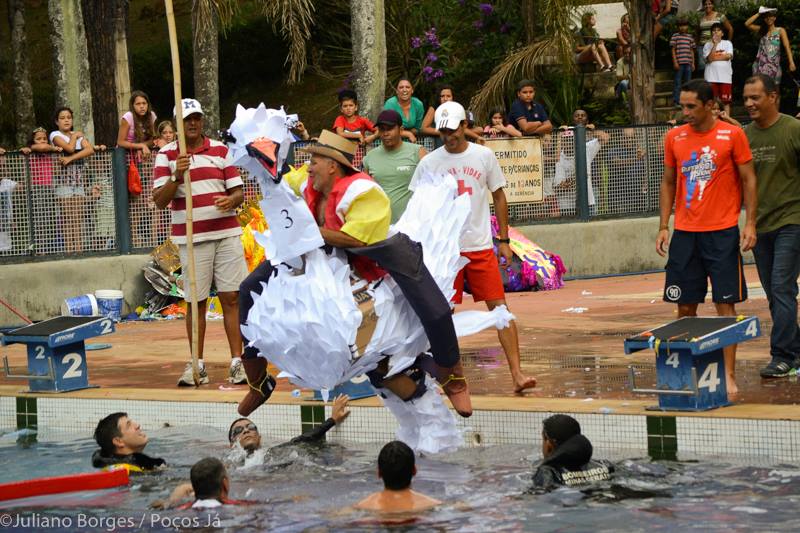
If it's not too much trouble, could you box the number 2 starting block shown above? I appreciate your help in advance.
[1,316,115,393]
[624,316,760,411]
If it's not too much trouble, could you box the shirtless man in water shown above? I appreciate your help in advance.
[355,441,441,513]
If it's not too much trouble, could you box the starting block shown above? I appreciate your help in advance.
[624,316,760,411]
[1,316,115,393]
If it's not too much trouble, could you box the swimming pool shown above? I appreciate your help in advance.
[2,425,799,532]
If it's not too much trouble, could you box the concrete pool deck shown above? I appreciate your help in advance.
[2,265,800,421]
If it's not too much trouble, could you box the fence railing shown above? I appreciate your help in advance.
[0,124,669,263]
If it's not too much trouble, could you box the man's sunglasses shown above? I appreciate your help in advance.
[230,423,258,442]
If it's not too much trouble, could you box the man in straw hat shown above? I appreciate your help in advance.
[237,130,472,418]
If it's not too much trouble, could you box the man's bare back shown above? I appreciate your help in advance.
[354,488,441,513]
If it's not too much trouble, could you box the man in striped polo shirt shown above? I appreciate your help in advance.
[153,98,248,387]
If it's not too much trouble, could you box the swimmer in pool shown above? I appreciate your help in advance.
[158,457,251,510]
[92,412,165,473]
[228,394,351,455]
[354,440,441,513]
[530,414,612,491]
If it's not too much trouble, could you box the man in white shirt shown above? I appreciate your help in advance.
[410,101,537,393]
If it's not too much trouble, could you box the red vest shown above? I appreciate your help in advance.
[304,172,385,281]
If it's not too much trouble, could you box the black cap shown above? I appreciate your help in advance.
[376,109,403,127]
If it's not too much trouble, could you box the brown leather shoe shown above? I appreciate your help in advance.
[237,358,276,416]
[437,361,472,418]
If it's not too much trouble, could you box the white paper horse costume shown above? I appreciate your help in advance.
[226,104,513,453]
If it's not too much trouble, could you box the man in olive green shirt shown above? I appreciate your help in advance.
[362,110,427,223]
[743,74,800,378]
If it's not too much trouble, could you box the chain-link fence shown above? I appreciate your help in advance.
[0,151,116,259]
[1,126,669,263]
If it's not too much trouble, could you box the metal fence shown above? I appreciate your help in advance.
[0,124,669,263]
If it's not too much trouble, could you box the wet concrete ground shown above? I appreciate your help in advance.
[2,265,799,405]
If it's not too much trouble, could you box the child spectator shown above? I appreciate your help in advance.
[575,12,613,72]
[116,90,158,158]
[117,91,158,248]
[483,107,521,138]
[333,89,377,145]
[712,98,742,128]
[670,18,696,107]
[27,127,62,254]
[698,1,733,71]
[49,107,96,254]
[616,14,631,61]
[156,120,175,148]
[702,22,733,116]
[508,80,553,136]
[615,49,632,100]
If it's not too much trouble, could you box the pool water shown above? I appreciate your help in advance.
[2,426,800,532]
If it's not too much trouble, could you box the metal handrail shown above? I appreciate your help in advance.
[3,355,55,381]
[628,365,698,396]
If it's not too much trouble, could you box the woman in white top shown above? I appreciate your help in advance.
[50,107,95,254]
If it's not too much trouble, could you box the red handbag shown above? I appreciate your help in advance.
[127,156,142,196]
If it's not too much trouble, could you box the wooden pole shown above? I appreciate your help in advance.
[165,0,201,386]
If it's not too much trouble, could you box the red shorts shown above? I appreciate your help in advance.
[710,82,732,104]
[453,249,506,304]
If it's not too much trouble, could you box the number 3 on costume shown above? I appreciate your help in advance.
[258,180,323,264]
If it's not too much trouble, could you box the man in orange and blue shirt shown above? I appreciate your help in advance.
[656,79,758,396]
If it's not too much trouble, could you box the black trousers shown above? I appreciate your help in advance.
[239,233,460,369]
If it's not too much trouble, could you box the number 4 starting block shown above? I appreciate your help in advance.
[1,316,115,393]
[624,316,760,411]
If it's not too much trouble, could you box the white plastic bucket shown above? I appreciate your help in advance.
[95,290,124,321]
[62,294,98,317]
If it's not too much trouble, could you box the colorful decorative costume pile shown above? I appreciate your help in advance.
[490,216,566,292]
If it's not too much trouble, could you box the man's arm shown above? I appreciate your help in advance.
[320,227,367,248]
[656,165,677,257]
[738,160,757,251]
[533,119,553,135]
[153,153,188,210]
[213,185,244,211]
[491,188,513,265]
[516,117,541,135]
[289,394,350,444]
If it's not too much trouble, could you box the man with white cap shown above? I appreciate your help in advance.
[153,98,249,387]
[410,101,538,394]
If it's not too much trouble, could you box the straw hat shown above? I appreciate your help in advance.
[299,130,358,174]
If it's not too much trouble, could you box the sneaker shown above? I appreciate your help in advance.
[759,358,798,378]
[229,359,246,384]
[177,362,209,386]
